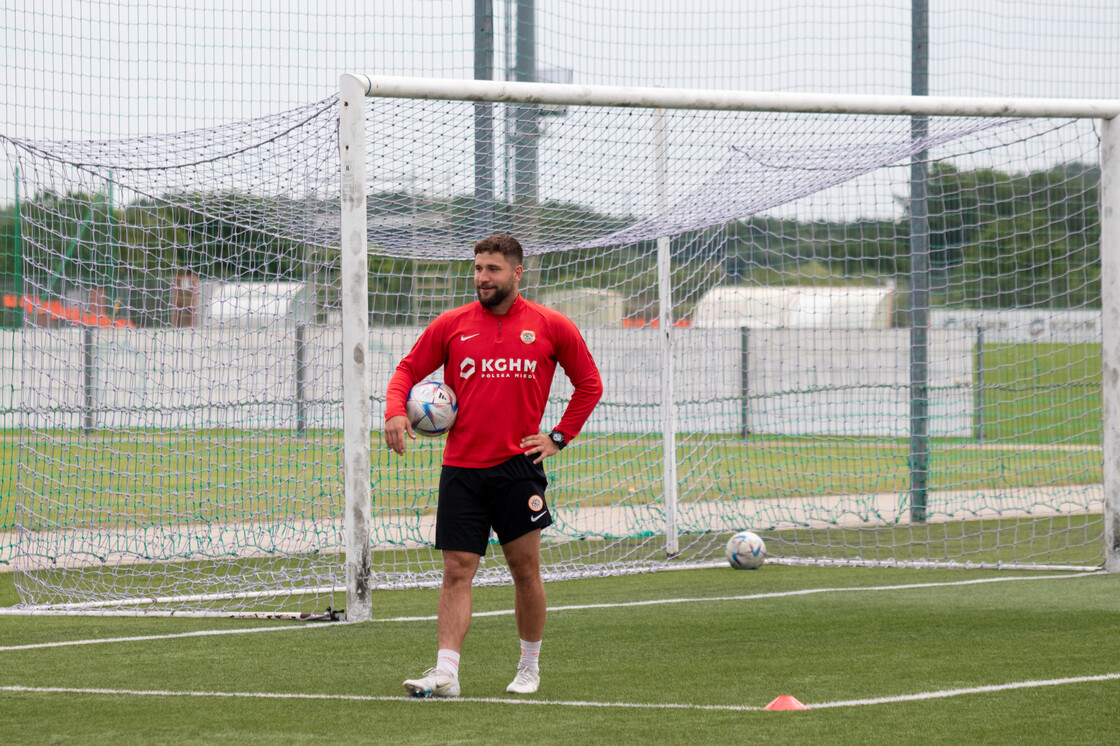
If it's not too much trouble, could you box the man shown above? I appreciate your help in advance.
[385,233,603,697]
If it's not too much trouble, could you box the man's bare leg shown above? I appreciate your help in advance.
[501,530,545,693]
[437,549,482,651]
[403,549,480,697]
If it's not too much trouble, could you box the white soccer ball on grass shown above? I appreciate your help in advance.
[726,530,766,569]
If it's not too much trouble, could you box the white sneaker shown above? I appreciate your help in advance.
[402,668,460,698]
[506,665,540,694]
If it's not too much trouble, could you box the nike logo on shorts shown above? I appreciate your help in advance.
[459,333,480,341]
[531,512,547,522]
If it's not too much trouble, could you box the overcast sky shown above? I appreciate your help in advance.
[4,0,1120,141]
[2,0,1119,214]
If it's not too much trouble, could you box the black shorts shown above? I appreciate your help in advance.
[436,454,552,556]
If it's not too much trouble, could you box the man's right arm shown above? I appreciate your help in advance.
[384,317,449,455]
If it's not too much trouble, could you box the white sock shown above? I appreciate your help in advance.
[436,648,460,678]
[519,639,541,672]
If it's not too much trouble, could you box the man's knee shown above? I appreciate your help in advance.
[442,550,480,585]
[509,564,541,588]
[505,551,541,586]
[502,530,542,583]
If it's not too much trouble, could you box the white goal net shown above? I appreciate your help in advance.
[1,79,1113,616]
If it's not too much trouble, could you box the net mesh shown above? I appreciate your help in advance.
[0,90,1105,613]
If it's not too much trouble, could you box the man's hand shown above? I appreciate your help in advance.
[520,432,560,464]
[385,414,416,455]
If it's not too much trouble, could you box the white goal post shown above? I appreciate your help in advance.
[1101,118,1120,575]
[339,78,373,623]
[3,75,1117,619]
[340,74,1119,620]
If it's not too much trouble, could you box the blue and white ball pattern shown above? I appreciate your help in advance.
[726,530,766,569]
[405,381,458,437]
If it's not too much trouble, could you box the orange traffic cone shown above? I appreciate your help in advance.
[764,695,808,711]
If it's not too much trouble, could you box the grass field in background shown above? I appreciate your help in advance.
[979,342,1101,443]
[0,432,1102,527]
[1,565,1117,745]
[0,339,1102,526]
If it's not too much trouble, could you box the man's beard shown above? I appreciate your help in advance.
[477,280,514,310]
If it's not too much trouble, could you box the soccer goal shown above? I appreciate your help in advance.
[2,77,1117,619]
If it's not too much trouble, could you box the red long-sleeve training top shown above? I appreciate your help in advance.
[386,294,603,468]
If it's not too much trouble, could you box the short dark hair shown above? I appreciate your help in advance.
[473,234,523,267]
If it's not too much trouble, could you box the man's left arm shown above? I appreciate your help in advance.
[521,315,603,463]
[552,321,603,441]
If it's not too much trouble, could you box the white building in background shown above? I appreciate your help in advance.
[691,285,896,329]
[196,282,315,328]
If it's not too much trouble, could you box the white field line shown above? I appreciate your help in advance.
[0,684,768,709]
[810,673,1120,709]
[2,672,1119,711]
[0,622,338,652]
[0,571,1102,652]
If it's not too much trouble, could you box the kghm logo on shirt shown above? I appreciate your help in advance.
[482,358,537,378]
[459,357,537,381]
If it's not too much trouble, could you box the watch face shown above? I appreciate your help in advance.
[551,432,564,444]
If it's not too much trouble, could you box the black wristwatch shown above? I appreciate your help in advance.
[549,430,567,450]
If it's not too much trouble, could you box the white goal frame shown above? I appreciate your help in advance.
[339,73,1120,622]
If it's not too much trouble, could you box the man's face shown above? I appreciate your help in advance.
[474,251,522,310]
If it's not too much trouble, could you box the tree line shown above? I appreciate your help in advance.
[0,160,1101,327]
